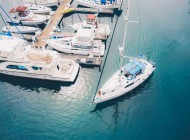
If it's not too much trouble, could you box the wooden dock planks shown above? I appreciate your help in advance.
[33,0,72,48]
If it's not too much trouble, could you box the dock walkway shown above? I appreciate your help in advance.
[33,0,71,48]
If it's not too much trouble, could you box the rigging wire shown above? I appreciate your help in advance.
[91,1,124,103]
[0,5,26,39]
[0,12,11,33]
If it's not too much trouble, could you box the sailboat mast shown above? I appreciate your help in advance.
[120,0,131,68]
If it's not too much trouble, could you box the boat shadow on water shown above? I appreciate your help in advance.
[0,73,78,93]
[91,73,155,112]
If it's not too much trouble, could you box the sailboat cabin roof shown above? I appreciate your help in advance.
[9,6,28,13]
[124,59,145,75]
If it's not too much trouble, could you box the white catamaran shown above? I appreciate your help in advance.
[93,0,155,104]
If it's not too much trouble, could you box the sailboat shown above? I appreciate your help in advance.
[93,0,156,104]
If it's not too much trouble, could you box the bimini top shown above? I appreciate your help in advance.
[124,59,145,75]
[87,14,96,20]
[9,6,28,13]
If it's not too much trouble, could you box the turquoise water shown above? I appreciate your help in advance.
[1,0,190,139]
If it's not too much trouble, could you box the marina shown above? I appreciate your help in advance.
[0,0,189,139]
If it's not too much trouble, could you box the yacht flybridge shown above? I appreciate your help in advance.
[47,29,105,56]
[9,6,48,25]
[93,0,155,104]
[0,49,80,82]
[68,14,111,40]
[76,0,122,9]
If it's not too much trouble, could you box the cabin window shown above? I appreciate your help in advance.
[18,10,30,17]
[32,66,42,70]
[6,65,28,71]
[125,82,134,88]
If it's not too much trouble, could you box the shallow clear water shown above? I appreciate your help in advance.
[0,0,190,139]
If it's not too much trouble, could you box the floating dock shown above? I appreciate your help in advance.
[74,7,114,14]
[33,0,72,48]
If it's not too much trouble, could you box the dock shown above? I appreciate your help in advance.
[74,8,114,14]
[33,0,72,48]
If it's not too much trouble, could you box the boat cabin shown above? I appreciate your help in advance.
[9,6,33,19]
[123,59,145,80]
[86,14,97,26]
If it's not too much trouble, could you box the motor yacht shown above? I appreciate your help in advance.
[47,29,105,56]
[9,6,48,25]
[0,49,80,82]
[68,14,110,40]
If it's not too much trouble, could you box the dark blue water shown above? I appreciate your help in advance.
[1,0,190,139]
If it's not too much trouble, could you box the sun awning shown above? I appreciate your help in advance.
[9,6,28,13]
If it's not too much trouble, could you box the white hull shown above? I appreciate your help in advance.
[94,59,155,103]
[76,0,120,9]
[2,26,41,34]
[0,61,80,82]
[23,0,59,7]
[47,38,105,56]
[69,23,110,40]
[24,4,52,14]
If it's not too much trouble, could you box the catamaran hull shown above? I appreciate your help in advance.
[0,64,80,83]
[76,0,119,9]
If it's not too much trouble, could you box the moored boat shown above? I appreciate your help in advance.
[24,4,52,14]
[75,54,101,67]
[22,0,59,7]
[2,25,41,34]
[0,49,80,82]
[47,29,105,56]
[76,0,122,9]
[9,6,48,25]
[68,14,110,40]
[93,0,155,104]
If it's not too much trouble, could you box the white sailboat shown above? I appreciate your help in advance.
[93,0,156,104]
[0,49,80,82]
[24,4,52,14]
[9,6,48,25]
[76,0,122,9]
[68,14,111,40]
[2,25,41,34]
[47,29,105,56]
[22,0,59,7]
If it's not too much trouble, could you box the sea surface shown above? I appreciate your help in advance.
[0,0,190,139]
